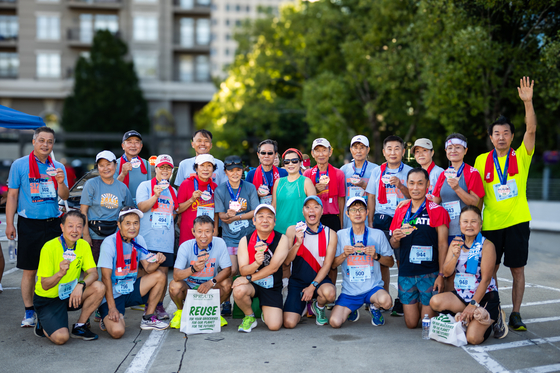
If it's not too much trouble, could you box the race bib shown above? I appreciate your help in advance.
[442,200,461,220]
[493,179,518,202]
[347,186,364,199]
[253,275,273,289]
[58,279,78,300]
[259,195,272,205]
[197,206,214,218]
[410,245,432,264]
[386,193,397,208]
[152,212,172,229]
[229,219,249,233]
[349,265,370,282]
[115,278,134,295]
[454,273,476,290]
[40,180,56,199]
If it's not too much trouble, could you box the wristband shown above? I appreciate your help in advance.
[190,265,196,273]
[438,272,444,277]
[79,281,86,291]
[374,253,380,261]
[311,281,319,287]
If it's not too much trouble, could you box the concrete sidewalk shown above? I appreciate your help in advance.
[528,200,560,232]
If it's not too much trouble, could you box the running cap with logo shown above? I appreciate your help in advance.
[195,154,216,166]
[411,138,433,153]
[350,135,370,147]
[311,138,331,151]
[96,150,117,163]
[254,203,276,216]
[346,196,367,209]
[304,195,323,208]
[119,207,144,219]
[122,130,142,142]
[156,154,174,168]
[224,155,243,170]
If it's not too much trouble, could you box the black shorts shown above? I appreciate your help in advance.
[33,293,83,335]
[98,277,149,319]
[452,290,500,342]
[251,284,283,310]
[284,278,333,314]
[17,216,62,270]
[320,214,341,232]
[483,222,530,268]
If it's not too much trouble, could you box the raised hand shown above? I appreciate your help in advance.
[517,76,534,102]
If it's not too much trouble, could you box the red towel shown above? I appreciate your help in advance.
[116,231,137,272]
[119,156,147,187]
[484,148,518,183]
[28,151,58,190]
[252,165,280,191]
[151,177,178,211]
[248,230,275,265]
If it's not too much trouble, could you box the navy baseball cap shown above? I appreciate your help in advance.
[123,130,142,142]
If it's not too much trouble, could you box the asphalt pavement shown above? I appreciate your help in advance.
[1,214,559,373]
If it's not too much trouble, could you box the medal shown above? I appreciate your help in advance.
[381,174,392,185]
[201,190,212,201]
[295,221,307,233]
[229,201,241,212]
[497,185,510,197]
[63,250,76,262]
[131,158,141,168]
[319,175,330,185]
[258,185,269,195]
[46,167,57,177]
[146,253,158,263]
[158,179,169,189]
[350,174,361,185]
[401,223,416,235]
[354,242,365,254]
[445,168,457,179]
[255,241,267,252]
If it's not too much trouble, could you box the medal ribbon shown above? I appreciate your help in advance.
[403,200,426,225]
[227,180,243,201]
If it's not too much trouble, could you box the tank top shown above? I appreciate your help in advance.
[291,226,331,285]
[455,236,497,302]
[245,230,283,290]
[275,176,306,234]
[439,174,468,236]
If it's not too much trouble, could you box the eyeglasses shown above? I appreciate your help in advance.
[348,207,366,214]
[283,158,300,165]
[259,151,274,156]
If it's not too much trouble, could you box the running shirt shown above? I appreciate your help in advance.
[474,141,533,230]
[365,163,413,217]
[35,237,96,298]
[454,236,497,302]
[177,176,217,245]
[290,226,331,285]
[114,156,151,204]
[8,155,67,219]
[245,230,283,290]
[274,176,307,234]
[174,156,225,188]
[340,161,378,229]
[303,165,346,215]
[336,227,393,296]
[80,177,134,240]
[174,237,232,289]
[136,180,177,254]
[98,233,149,301]
[389,200,450,277]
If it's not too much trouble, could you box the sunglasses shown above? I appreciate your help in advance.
[259,151,274,156]
[284,158,300,165]
[225,161,243,167]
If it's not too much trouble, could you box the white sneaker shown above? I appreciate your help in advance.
[140,315,169,330]
[21,310,37,328]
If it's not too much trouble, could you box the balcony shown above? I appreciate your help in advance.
[173,35,210,53]
[67,0,122,10]
[173,0,211,15]
[67,28,120,47]
[0,0,16,10]
[0,35,17,49]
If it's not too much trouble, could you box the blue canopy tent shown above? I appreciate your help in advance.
[0,105,45,130]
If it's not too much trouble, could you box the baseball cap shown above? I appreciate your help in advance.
[254,203,276,216]
[156,154,174,168]
[351,135,370,147]
[119,206,144,219]
[304,195,323,208]
[224,155,243,170]
[311,138,331,150]
[346,196,367,209]
[96,150,116,163]
[411,138,433,153]
[195,154,216,166]
[122,130,142,142]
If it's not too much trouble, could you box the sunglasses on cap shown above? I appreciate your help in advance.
[224,160,243,167]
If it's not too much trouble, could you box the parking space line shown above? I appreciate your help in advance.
[502,299,560,309]
[513,363,560,373]
[498,278,560,293]
[524,316,560,324]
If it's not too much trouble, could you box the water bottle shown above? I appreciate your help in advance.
[422,314,431,340]
[8,239,17,263]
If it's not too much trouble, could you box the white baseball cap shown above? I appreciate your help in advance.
[118,207,144,219]
[96,150,116,163]
[156,154,174,168]
[411,138,434,153]
[346,196,367,209]
[311,138,331,150]
[254,203,276,216]
[351,135,369,147]
[195,154,216,165]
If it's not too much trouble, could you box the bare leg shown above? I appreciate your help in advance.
[76,281,105,323]
[45,327,70,345]
[169,280,190,310]
[229,255,238,277]
[261,306,283,331]
[232,283,255,315]
[139,271,166,315]
[369,289,392,310]
[510,266,525,313]
[329,305,352,328]
[381,265,390,292]
[104,314,125,339]
[283,312,301,329]
[157,266,169,303]
[216,278,232,304]
[0,244,5,285]
[21,270,37,308]
[466,319,494,345]
[317,283,336,307]
[494,264,500,289]
[328,268,337,286]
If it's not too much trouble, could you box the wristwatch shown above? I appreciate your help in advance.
[190,265,196,273]
[470,299,480,308]
[246,275,252,282]
[78,281,86,291]
[374,253,381,261]
[211,278,217,287]
[311,281,319,287]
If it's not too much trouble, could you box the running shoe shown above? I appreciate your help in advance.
[493,307,509,339]
[93,309,101,322]
[508,312,527,331]
[221,301,232,316]
[130,304,145,311]
[71,324,99,341]
[307,301,315,318]
[170,310,182,329]
[238,315,257,333]
[347,310,360,322]
[140,315,169,330]
[312,300,327,326]
[326,303,334,311]
[370,305,385,326]
[220,316,228,327]
[391,298,404,317]
[99,319,107,332]
[34,319,45,338]
[155,304,170,320]
[21,310,36,328]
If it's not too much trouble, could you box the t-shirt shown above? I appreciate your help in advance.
[336,227,393,296]
[177,176,218,245]
[136,180,177,254]
[174,156,225,188]
[214,181,259,247]
[365,163,413,217]
[114,156,151,205]
[246,167,288,202]
[340,161,378,229]
[98,233,149,301]
[428,164,444,195]
[303,165,346,215]
[174,237,232,288]
[80,177,134,240]
[35,237,96,298]
[389,200,450,277]
[474,142,533,230]
[8,155,68,219]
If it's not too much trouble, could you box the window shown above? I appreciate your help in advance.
[36,53,60,78]
[37,15,60,40]
[196,18,210,45]
[0,52,18,78]
[235,20,241,26]
[226,4,230,11]
[133,15,158,42]
[179,55,193,82]
[180,18,194,47]
[79,14,118,43]
[225,33,231,40]
[133,53,158,79]
[179,0,193,8]
[0,16,18,40]
[198,0,210,5]
[195,55,209,81]
[246,5,250,12]
[225,48,229,56]
[225,19,230,26]
[95,15,118,33]
[235,5,240,11]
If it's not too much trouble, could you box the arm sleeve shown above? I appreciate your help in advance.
[336,231,343,256]
[432,173,446,198]
[177,179,192,204]
[376,231,393,256]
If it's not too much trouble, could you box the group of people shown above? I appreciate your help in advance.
[2,77,536,347]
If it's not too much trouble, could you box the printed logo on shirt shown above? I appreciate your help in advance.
[189,257,217,278]
[154,195,174,214]
[347,253,374,267]
[101,193,119,209]
[115,254,137,277]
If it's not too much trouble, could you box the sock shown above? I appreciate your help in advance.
[25,306,34,312]
[143,314,154,320]
[248,313,255,318]
[370,304,379,311]
[75,322,85,328]
[157,302,163,307]
[317,304,325,310]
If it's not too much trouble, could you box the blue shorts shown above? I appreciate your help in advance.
[398,272,437,306]
[335,286,383,312]
[98,277,149,319]
[283,277,333,314]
